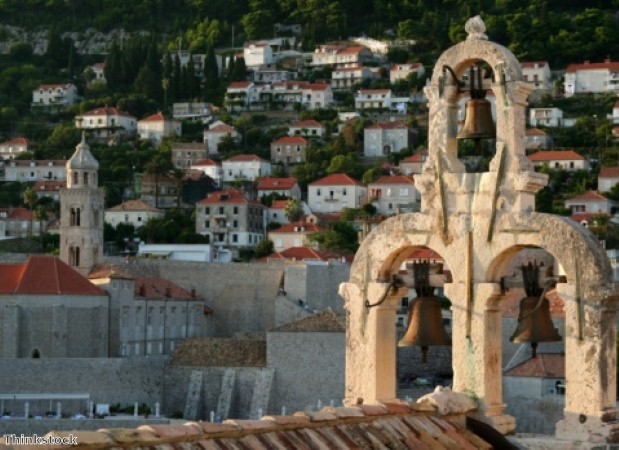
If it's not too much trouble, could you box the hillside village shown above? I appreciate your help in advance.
[1,6,619,449]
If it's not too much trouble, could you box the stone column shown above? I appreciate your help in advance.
[447,281,515,434]
[339,282,403,406]
[555,283,619,442]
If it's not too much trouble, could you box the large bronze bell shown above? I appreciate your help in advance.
[456,65,496,149]
[398,261,451,363]
[509,262,562,357]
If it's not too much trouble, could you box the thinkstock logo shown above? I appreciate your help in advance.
[3,434,78,445]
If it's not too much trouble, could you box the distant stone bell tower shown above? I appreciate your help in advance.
[59,133,104,276]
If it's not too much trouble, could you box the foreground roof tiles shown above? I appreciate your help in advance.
[0,256,106,296]
[527,150,584,161]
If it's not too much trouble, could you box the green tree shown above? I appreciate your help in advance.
[284,198,304,222]
[254,238,274,259]
[308,221,359,253]
[203,46,220,103]
[23,186,37,238]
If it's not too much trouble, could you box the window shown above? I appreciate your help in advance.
[232,234,238,243]
[125,214,129,222]
[343,188,347,196]
[317,189,321,196]
[205,220,210,228]
[233,220,238,227]
[233,206,238,214]
[219,206,224,214]
[205,207,210,214]
[399,188,409,196]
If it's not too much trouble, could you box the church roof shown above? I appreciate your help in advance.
[67,134,99,170]
[0,256,106,296]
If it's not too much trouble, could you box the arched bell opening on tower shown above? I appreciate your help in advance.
[451,62,497,173]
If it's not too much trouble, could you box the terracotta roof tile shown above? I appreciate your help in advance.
[228,81,253,89]
[225,153,268,163]
[269,221,319,234]
[35,83,74,90]
[271,136,308,145]
[192,159,220,166]
[526,128,547,136]
[366,121,408,130]
[260,246,350,262]
[197,189,261,205]
[566,190,609,202]
[257,177,298,190]
[502,288,565,319]
[566,61,619,73]
[521,61,549,68]
[569,212,610,224]
[309,173,364,187]
[134,277,200,300]
[106,199,163,213]
[359,89,390,94]
[400,154,426,163]
[527,150,584,161]
[140,112,177,122]
[0,137,30,146]
[337,45,366,55]
[81,106,135,118]
[407,248,444,261]
[370,175,415,185]
[206,123,236,133]
[290,119,323,128]
[599,166,619,178]
[34,180,66,191]
[0,256,106,296]
[504,353,565,378]
[270,200,289,209]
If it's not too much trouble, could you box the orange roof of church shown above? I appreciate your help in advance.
[0,256,106,296]
[504,353,565,378]
[527,150,584,161]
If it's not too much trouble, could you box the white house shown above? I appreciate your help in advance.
[76,106,137,141]
[527,150,588,171]
[363,121,410,157]
[311,45,372,68]
[137,113,181,145]
[244,43,274,68]
[288,120,325,138]
[204,122,239,156]
[268,221,320,251]
[564,190,614,214]
[267,199,311,225]
[0,138,31,160]
[270,136,309,164]
[91,63,106,84]
[368,175,418,215]
[529,107,563,127]
[301,83,333,109]
[521,61,552,91]
[525,128,553,150]
[225,81,257,111]
[222,154,271,182]
[355,89,391,110]
[610,101,619,125]
[105,199,165,229]
[331,66,373,90]
[191,159,223,185]
[390,63,425,84]
[564,60,619,97]
[598,166,619,193]
[257,177,302,199]
[3,159,66,182]
[33,180,66,201]
[307,173,367,213]
[172,102,211,122]
[32,83,78,106]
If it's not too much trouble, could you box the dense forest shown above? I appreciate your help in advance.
[0,1,617,67]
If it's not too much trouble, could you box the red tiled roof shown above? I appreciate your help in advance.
[391,62,422,70]
[599,166,619,178]
[269,222,319,234]
[334,66,364,73]
[566,190,609,202]
[527,150,584,161]
[526,128,547,136]
[206,124,236,133]
[290,120,323,128]
[407,248,443,261]
[260,246,348,262]
[225,154,268,163]
[359,89,390,94]
[566,61,619,73]
[309,173,364,187]
[337,45,366,55]
[366,121,408,130]
[34,180,66,191]
[140,112,174,122]
[0,207,34,220]
[197,189,261,205]
[270,200,289,209]
[193,159,220,166]
[370,175,415,185]
[0,256,106,296]
[304,83,330,91]
[228,81,253,89]
[504,353,565,378]
[569,212,611,224]
[134,277,200,301]
[0,137,30,146]
[81,107,134,118]
[400,154,426,163]
[272,136,308,145]
[106,199,162,212]
[257,177,298,190]
[35,83,74,91]
[521,61,549,69]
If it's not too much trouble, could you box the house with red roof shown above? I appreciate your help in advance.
[191,159,223,185]
[32,83,78,106]
[195,189,267,251]
[243,42,274,67]
[222,154,271,183]
[138,113,181,145]
[504,353,565,400]
[225,81,257,111]
[355,89,393,110]
[288,120,325,138]
[267,199,310,225]
[611,100,619,125]
[257,177,301,199]
[399,153,427,175]
[2,159,66,182]
[203,122,240,155]
[301,82,333,110]
[0,207,51,237]
[564,190,614,214]
[521,61,551,91]
[33,180,66,201]
[525,128,552,150]
[390,62,425,84]
[76,106,137,142]
[308,173,367,213]
[311,44,372,68]
[270,136,309,164]
[0,255,108,358]
[260,246,350,263]
[564,59,619,97]
[90,62,106,84]
[268,221,320,251]
[527,150,588,171]
[105,199,164,229]
[0,137,31,160]
[172,142,207,170]
[364,121,411,157]
[598,166,619,192]
[368,175,418,215]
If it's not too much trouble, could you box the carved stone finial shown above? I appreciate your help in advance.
[465,15,488,41]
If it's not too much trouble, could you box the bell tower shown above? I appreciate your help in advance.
[59,133,104,276]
